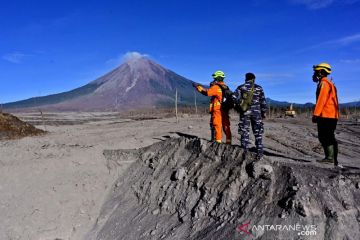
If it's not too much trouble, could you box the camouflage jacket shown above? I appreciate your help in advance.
[234,80,267,116]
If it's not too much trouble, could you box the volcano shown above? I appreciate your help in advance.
[4,56,207,111]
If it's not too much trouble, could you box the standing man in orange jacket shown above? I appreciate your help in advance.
[193,71,232,144]
[312,63,340,166]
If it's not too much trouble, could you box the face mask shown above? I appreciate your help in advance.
[312,74,320,83]
[312,70,322,83]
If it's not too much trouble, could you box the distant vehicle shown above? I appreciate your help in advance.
[285,104,296,117]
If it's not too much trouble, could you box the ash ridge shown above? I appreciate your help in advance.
[87,136,360,240]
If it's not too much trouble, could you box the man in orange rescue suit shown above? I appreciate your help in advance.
[192,71,232,144]
[312,63,340,167]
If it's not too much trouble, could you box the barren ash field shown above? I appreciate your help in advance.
[0,111,359,240]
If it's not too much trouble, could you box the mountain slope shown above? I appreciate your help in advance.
[3,83,100,109]
[4,57,207,111]
[267,98,360,109]
[341,101,360,107]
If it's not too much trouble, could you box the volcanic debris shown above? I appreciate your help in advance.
[88,136,360,240]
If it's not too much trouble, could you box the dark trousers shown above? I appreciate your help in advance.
[317,118,338,147]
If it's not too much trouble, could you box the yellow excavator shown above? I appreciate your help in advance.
[285,104,296,117]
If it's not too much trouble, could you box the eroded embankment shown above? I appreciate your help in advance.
[0,112,45,140]
[87,136,360,240]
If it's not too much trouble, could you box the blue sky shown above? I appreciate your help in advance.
[1,0,360,104]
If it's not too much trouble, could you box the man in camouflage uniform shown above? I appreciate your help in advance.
[234,73,267,160]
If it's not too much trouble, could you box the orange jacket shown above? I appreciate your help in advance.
[313,77,339,119]
[196,82,223,112]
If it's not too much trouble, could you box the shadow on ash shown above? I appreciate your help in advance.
[86,136,360,240]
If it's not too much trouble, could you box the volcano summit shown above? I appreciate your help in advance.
[4,56,206,111]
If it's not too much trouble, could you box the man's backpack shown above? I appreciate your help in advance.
[236,81,255,113]
[216,84,235,111]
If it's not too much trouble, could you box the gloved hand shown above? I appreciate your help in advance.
[192,82,199,88]
[312,116,318,123]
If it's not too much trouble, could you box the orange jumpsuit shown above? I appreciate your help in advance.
[196,82,232,144]
[313,77,340,164]
[313,77,339,119]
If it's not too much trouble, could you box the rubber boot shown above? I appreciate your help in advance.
[323,145,329,159]
[334,142,339,166]
[317,145,334,164]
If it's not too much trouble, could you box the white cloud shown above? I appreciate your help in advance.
[340,58,360,63]
[295,33,360,53]
[256,73,294,78]
[328,34,360,45]
[291,0,335,9]
[291,0,360,9]
[317,33,360,48]
[106,51,150,66]
[123,51,149,61]
[253,73,295,86]
[2,52,28,63]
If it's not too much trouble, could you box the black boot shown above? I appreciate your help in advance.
[255,149,264,161]
[242,150,248,161]
[323,145,329,159]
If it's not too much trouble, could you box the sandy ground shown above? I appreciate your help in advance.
[0,112,359,240]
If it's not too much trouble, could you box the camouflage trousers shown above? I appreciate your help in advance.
[238,113,264,155]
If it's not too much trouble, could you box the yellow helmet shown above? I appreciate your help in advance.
[212,70,225,80]
[313,63,331,74]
